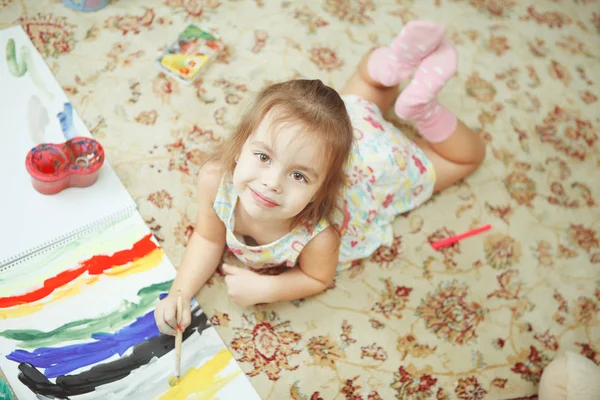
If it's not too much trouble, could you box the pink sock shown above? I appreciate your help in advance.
[394,38,458,143]
[367,20,446,87]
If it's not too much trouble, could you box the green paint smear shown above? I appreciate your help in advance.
[5,37,54,99]
[0,377,15,400]
[0,280,172,349]
[6,38,27,77]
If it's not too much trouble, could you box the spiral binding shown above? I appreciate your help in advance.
[0,205,137,272]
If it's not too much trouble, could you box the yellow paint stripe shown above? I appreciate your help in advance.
[158,349,241,400]
[104,248,164,277]
[0,250,163,320]
[0,276,100,319]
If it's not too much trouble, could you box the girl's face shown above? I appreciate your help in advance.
[232,110,326,224]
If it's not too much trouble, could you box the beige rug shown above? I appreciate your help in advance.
[1,0,599,398]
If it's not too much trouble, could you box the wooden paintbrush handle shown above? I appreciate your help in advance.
[175,296,183,378]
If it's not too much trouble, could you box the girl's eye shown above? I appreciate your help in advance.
[292,172,307,183]
[256,153,270,163]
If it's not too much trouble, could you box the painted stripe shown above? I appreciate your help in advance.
[7,309,160,377]
[14,307,210,398]
[0,216,147,293]
[0,247,164,320]
[158,349,240,400]
[0,234,157,308]
[0,281,171,349]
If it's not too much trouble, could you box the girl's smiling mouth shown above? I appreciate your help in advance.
[250,188,279,208]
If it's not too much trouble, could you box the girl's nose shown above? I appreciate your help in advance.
[262,169,282,193]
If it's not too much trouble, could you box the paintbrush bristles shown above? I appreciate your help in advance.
[175,296,183,379]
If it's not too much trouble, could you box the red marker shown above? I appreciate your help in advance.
[431,224,492,250]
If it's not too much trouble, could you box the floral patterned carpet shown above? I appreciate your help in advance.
[2,0,599,399]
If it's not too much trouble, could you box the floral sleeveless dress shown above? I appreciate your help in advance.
[213,94,437,271]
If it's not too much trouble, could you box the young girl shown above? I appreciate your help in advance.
[155,20,486,335]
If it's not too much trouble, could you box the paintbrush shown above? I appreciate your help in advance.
[175,296,183,379]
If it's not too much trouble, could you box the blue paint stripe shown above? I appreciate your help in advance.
[6,309,160,378]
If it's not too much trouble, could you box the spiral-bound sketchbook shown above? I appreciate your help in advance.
[0,25,137,269]
[0,211,261,400]
[0,25,261,400]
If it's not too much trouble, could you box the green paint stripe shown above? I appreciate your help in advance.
[0,281,172,348]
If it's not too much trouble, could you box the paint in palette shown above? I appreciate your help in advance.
[23,100,105,195]
[25,136,105,195]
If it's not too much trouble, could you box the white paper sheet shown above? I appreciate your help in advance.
[0,212,261,400]
[0,25,136,267]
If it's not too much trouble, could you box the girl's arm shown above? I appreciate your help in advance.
[168,162,227,300]
[265,226,340,302]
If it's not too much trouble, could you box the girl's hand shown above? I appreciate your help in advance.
[154,294,192,336]
[222,263,272,307]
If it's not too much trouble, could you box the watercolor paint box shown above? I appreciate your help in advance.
[155,24,224,85]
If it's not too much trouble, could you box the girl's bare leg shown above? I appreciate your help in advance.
[413,122,486,192]
[339,49,485,192]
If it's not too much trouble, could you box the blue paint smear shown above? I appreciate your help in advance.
[57,102,77,140]
[6,310,159,378]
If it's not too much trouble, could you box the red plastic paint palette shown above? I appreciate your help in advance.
[25,137,105,195]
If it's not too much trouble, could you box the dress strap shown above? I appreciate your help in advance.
[212,174,235,230]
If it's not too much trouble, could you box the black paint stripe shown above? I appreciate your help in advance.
[16,307,210,399]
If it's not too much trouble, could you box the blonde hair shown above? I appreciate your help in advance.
[210,79,353,230]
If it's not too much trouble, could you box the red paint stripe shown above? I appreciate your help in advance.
[0,234,158,308]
